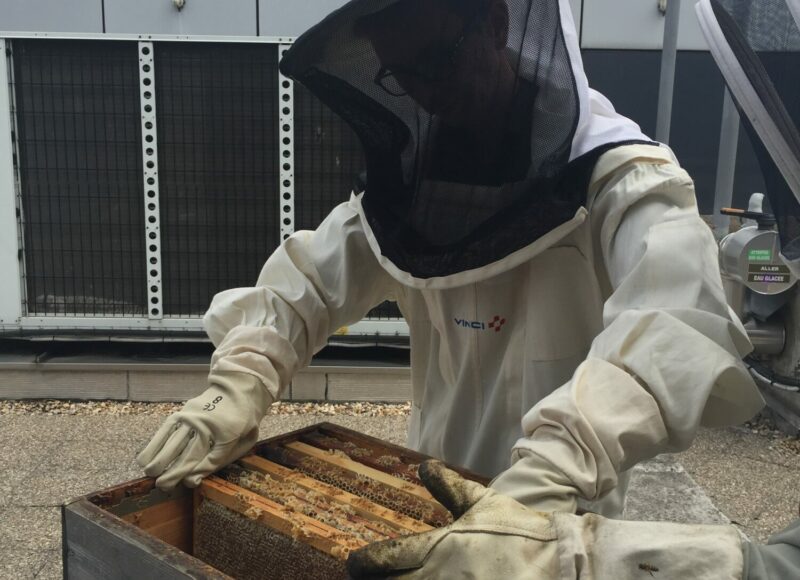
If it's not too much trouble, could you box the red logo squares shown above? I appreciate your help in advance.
[488,315,507,332]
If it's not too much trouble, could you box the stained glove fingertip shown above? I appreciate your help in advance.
[346,542,393,579]
[418,460,486,518]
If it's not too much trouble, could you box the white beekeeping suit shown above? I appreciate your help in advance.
[138,0,763,524]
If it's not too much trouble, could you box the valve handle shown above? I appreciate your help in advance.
[720,207,777,229]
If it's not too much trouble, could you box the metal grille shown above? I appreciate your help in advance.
[293,83,365,231]
[12,39,146,316]
[155,43,281,316]
[8,37,402,331]
[293,83,400,320]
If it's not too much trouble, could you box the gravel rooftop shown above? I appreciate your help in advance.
[1,400,798,577]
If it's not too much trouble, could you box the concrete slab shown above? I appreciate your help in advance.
[128,370,208,401]
[678,426,800,543]
[0,426,53,507]
[0,369,127,400]
[327,373,412,401]
[27,415,169,444]
[0,479,16,508]
[624,467,729,525]
[290,372,326,400]
[1,407,796,574]
[681,454,799,542]
[42,438,142,471]
[0,507,61,552]
[0,548,48,580]
[32,551,61,580]
[11,469,134,507]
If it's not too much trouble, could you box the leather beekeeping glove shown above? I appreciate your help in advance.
[489,448,579,514]
[348,460,746,580]
[347,460,561,579]
[136,371,273,490]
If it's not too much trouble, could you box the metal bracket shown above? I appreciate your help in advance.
[278,44,295,243]
[4,41,27,317]
[138,42,164,320]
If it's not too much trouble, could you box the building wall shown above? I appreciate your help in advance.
[0,0,584,38]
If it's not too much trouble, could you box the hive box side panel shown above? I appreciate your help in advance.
[194,497,348,580]
[62,501,230,580]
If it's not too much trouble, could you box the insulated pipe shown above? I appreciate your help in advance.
[656,0,682,144]
[712,89,741,238]
[743,317,786,356]
[747,361,800,393]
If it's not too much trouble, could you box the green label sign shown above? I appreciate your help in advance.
[748,249,772,262]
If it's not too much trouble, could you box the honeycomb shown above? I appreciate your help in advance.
[195,499,348,580]
[221,466,404,544]
[302,432,423,484]
[260,443,451,526]
[194,426,458,579]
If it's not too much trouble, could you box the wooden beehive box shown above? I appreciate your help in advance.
[62,423,488,579]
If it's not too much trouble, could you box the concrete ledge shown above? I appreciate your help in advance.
[0,369,128,400]
[327,373,411,402]
[129,370,209,402]
[623,454,730,526]
[0,362,412,402]
[290,373,326,401]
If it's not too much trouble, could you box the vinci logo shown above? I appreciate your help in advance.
[454,315,507,332]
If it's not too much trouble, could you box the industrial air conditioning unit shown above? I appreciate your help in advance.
[698,0,800,433]
[0,35,406,341]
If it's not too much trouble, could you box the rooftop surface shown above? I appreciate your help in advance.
[1,400,798,578]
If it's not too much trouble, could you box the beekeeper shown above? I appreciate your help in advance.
[137,0,763,523]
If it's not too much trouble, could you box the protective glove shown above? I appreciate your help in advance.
[136,371,273,490]
[348,460,745,580]
[347,460,561,579]
[489,448,579,513]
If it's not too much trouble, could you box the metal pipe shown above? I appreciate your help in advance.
[712,89,741,238]
[744,317,786,356]
[656,0,682,144]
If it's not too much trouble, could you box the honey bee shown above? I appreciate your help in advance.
[638,563,659,576]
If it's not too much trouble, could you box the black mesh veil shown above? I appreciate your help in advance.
[701,0,800,267]
[281,0,644,281]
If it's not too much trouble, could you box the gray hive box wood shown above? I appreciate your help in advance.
[62,423,488,579]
